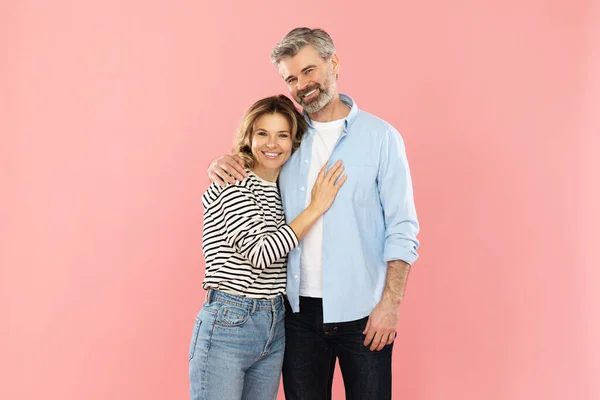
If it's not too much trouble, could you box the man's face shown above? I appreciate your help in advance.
[277,45,339,114]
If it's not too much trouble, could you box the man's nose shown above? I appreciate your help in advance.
[297,76,310,91]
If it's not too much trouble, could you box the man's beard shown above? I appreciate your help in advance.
[295,70,336,114]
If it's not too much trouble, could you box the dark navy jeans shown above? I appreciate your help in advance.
[282,296,393,400]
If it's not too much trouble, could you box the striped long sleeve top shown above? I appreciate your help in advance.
[201,171,299,299]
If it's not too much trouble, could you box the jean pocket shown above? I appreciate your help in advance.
[202,300,220,315]
[214,305,250,327]
[188,318,202,361]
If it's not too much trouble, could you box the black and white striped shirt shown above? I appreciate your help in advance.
[201,171,299,299]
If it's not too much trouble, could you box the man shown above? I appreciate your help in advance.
[207,27,419,400]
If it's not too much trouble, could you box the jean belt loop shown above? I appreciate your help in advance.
[250,299,257,315]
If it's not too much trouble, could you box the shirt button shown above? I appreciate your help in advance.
[294,275,299,279]
[300,187,305,191]
[304,160,309,164]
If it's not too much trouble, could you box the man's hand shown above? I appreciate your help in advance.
[363,259,410,351]
[362,298,399,351]
[207,154,247,187]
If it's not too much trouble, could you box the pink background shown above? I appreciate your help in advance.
[1,0,599,399]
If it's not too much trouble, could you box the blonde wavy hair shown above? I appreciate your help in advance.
[234,95,308,169]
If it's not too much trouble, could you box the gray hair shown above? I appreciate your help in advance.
[270,27,336,65]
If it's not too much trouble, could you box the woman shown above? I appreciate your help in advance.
[188,95,346,400]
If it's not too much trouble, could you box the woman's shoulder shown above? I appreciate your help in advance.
[202,173,257,209]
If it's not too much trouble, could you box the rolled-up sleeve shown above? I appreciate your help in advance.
[377,127,420,265]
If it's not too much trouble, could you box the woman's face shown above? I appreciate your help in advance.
[251,112,293,171]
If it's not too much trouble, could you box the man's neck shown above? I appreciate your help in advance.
[308,94,350,123]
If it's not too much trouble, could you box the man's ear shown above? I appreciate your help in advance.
[331,53,340,78]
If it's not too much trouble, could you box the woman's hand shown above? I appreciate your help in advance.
[309,160,347,214]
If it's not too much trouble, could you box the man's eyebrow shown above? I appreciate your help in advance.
[284,65,317,82]
[301,65,316,74]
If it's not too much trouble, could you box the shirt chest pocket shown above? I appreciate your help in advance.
[339,164,377,206]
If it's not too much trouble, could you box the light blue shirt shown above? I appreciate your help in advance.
[279,94,420,323]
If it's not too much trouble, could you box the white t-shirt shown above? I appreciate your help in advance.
[299,118,345,298]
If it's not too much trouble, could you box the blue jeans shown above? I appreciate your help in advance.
[188,289,286,400]
[282,297,394,400]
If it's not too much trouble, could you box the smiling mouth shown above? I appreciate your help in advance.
[302,88,318,99]
[262,151,281,159]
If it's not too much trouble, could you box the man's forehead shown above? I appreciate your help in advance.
[276,46,321,76]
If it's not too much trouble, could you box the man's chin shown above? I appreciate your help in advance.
[302,103,326,114]
[299,99,314,108]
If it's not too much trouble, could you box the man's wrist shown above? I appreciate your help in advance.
[381,290,403,306]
